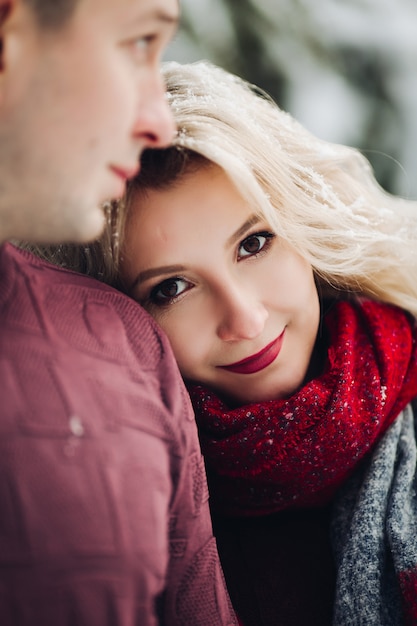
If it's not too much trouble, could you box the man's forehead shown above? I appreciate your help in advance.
[76,0,178,22]
[111,0,179,21]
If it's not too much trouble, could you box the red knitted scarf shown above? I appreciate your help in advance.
[188,300,417,516]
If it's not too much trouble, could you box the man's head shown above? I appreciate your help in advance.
[21,0,78,29]
[0,0,178,245]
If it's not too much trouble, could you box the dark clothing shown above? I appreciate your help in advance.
[213,506,335,626]
[0,244,237,626]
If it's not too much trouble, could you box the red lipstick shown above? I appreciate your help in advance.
[218,330,285,375]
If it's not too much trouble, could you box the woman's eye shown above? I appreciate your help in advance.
[150,277,190,305]
[238,231,275,259]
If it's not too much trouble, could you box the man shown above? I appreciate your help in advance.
[0,1,237,624]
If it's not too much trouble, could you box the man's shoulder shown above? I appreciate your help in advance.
[0,243,169,369]
[0,242,127,295]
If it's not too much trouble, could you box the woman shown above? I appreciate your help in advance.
[35,61,417,625]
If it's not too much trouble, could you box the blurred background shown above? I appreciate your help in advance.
[165,0,417,199]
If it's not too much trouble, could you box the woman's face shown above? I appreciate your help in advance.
[121,165,320,405]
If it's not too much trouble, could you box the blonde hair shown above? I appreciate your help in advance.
[30,60,417,316]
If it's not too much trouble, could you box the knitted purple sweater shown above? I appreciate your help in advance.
[0,244,237,626]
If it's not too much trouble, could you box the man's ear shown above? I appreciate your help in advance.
[0,1,15,73]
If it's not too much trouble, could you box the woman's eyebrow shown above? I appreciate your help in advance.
[130,214,261,292]
[130,264,186,292]
[226,214,261,248]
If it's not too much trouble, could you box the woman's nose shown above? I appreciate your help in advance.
[216,285,268,342]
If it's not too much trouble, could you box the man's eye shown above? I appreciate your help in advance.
[134,34,156,51]
[150,277,189,305]
[126,34,157,62]
[238,231,275,259]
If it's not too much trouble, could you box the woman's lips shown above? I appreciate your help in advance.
[218,330,285,375]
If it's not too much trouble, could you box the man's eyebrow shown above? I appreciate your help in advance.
[130,264,186,292]
[227,214,261,248]
[144,7,179,27]
[128,8,179,30]
[154,9,179,25]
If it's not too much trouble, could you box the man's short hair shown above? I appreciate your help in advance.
[24,0,79,28]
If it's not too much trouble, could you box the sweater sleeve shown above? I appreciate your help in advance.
[0,244,237,626]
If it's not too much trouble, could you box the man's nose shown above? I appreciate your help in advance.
[132,73,175,148]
